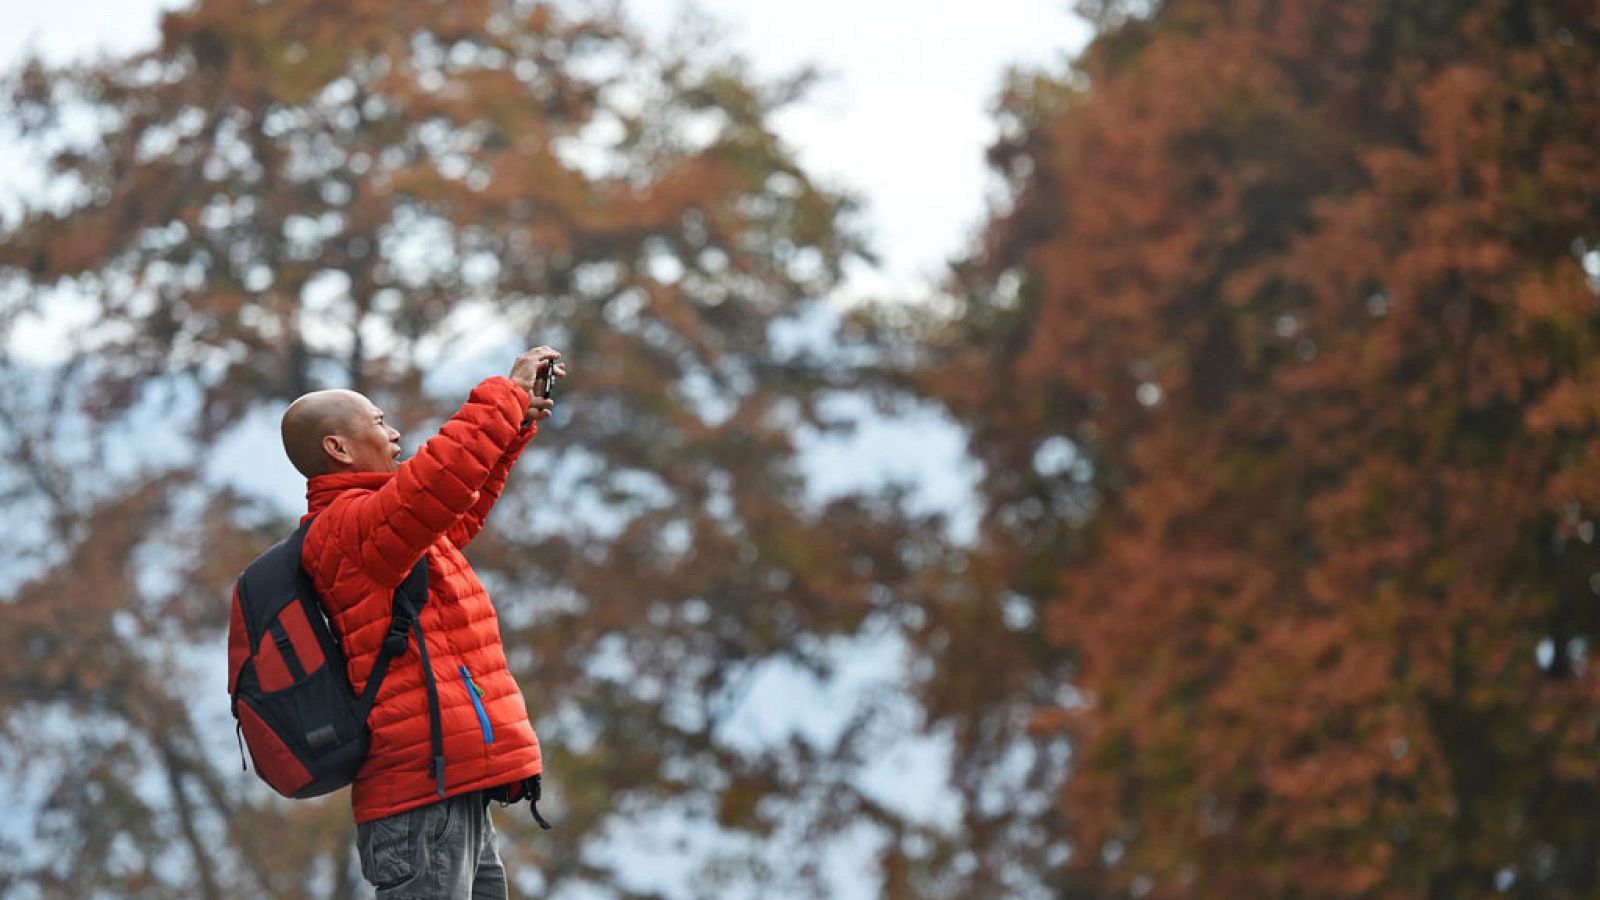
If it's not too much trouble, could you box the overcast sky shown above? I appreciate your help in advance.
[0,0,1088,299]
[0,5,1086,894]
[0,0,1083,528]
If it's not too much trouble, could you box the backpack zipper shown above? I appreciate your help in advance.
[460,666,494,744]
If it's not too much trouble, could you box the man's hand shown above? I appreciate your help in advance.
[509,345,566,422]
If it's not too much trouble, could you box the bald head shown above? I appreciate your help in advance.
[281,389,401,478]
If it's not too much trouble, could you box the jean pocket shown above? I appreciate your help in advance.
[357,812,419,891]
[427,795,454,843]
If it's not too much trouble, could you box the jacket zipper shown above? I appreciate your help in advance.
[460,665,494,744]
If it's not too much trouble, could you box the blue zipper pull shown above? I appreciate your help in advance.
[459,665,494,744]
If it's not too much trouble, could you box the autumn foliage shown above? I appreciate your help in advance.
[0,1,937,896]
[913,0,1600,895]
[8,0,1600,896]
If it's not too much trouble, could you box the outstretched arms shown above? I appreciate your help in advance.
[324,346,565,585]
[446,345,567,548]
[335,375,531,586]
[446,417,535,550]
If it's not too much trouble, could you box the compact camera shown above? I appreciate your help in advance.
[538,360,557,401]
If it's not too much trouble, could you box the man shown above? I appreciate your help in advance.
[279,345,565,899]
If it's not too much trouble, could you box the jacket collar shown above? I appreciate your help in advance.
[305,470,394,517]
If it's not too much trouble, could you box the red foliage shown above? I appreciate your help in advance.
[919,0,1600,894]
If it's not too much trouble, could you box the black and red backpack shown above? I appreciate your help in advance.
[226,518,440,799]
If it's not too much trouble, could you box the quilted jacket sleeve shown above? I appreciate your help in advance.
[335,376,532,587]
[446,416,537,549]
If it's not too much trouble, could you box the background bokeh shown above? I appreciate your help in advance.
[3,1,1599,898]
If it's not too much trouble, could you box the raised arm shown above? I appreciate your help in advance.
[312,347,563,586]
[327,375,533,587]
[445,418,536,549]
[446,346,564,548]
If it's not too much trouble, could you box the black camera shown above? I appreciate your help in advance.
[539,360,556,401]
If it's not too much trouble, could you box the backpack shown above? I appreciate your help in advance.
[226,519,446,799]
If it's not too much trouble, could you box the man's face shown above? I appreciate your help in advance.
[338,396,403,473]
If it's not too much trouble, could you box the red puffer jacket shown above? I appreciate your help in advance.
[299,376,542,823]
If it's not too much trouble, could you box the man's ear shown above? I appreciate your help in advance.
[322,434,352,466]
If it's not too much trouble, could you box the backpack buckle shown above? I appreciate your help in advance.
[383,618,410,657]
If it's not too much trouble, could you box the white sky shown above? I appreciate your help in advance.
[0,0,1088,298]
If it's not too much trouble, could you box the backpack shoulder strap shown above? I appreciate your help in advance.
[355,554,445,797]
[289,516,429,721]
[354,555,430,718]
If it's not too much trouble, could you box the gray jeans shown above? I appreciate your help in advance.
[356,791,506,899]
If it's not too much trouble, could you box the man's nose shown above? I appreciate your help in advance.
[387,426,401,441]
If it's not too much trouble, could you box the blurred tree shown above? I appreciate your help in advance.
[0,1,942,896]
[903,0,1600,896]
